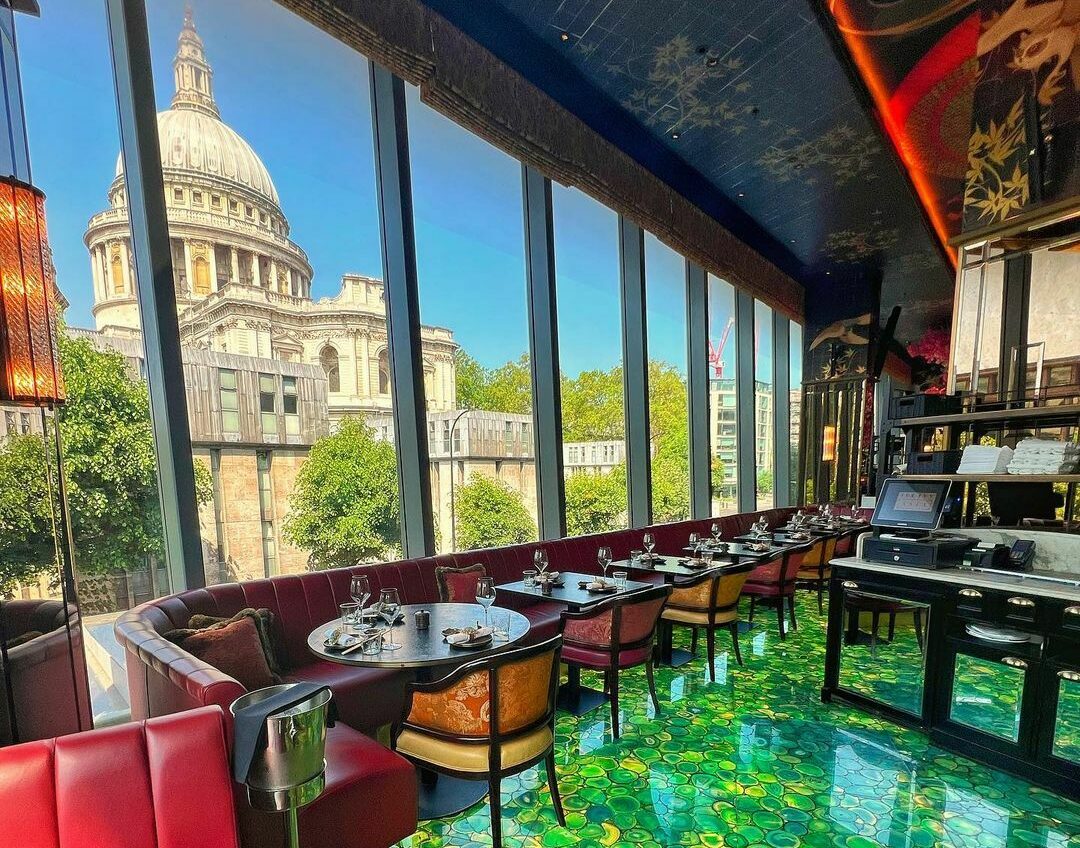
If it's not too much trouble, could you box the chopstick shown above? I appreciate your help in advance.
[340,629,388,655]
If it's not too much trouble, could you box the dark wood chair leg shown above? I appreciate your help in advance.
[706,626,716,682]
[609,666,620,739]
[870,610,880,659]
[887,613,896,642]
[545,750,566,827]
[489,773,502,848]
[728,622,743,666]
[690,628,699,657]
[645,659,661,713]
[788,595,798,631]
[776,600,787,640]
[748,596,756,622]
[817,580,824,615]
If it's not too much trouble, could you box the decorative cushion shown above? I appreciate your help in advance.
[563,609,613,647]
[166,607,286,676]
[663,607,738,626]
[172,616,276,691]
[435,563,487,603]
[561,643,652,669]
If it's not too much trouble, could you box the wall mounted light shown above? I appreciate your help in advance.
[821,424,837,462]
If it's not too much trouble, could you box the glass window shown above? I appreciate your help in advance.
[1026,247,1080,402]
[553,185,627,536]
[407,83,537,553]
[13,0,172,728]
[645,233,689,522]
[708,275,738,514]
[789,321,803,504]
[754,300,774,509]
[951,248,1003,398]
[219,368,239,435]
[144,0,399,582]
[259,373,277,436]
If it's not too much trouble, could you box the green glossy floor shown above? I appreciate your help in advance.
[402,595,1080,848]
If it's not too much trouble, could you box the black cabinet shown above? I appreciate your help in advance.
[824,566,1080,797]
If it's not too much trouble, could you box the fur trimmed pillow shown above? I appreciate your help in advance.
[166,607,285,677]
[435,563,487,603]
[173,616,275,691]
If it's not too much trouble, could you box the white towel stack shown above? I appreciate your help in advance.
[1006,438,1080,475]
[957,444,1014,474]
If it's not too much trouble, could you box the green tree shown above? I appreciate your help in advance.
[561,366,624,441]
[757,468,773,496]
[0,330,212,595]
[565,465,627,536]
[283,417,400,568]
[648,362,690,521]
[454,474,535,550]
[453,350,531,414]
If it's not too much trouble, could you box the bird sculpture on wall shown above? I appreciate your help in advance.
[809,312,873,351]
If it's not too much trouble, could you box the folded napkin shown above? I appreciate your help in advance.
[446,626,492,645]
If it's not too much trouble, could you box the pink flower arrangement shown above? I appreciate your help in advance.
[907,327,950,366]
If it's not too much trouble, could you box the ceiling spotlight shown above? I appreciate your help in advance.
[560,32,570,42]
[825,270,832,276]
[789,239,796,244]
[737,192,746,198]
[671,131,680,140]
[706,55,718,67]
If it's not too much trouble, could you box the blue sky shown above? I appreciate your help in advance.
[15,0,744,379]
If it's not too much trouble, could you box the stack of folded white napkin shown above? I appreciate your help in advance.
[1007,438,1080,475]
[956,444,1014,474]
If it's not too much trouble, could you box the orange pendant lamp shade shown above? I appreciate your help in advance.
[0,175,65,405]
[821,424,837,463]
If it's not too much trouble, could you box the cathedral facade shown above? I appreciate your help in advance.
[84,7,457,422]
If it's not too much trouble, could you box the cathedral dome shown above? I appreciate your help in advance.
[113,5,279,208]
[115,107,280,206]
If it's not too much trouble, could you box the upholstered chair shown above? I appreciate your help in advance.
[742,542,814,639]
[661,567,753,681]
[392,636,564,848]
[559,585,672,739]
[795,534,841,613]
[434,563,487,603]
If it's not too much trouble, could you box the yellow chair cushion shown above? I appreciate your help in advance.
[662,607,738,626]
[395,725,553,773]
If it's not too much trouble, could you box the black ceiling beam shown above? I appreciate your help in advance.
[418,0,806,284]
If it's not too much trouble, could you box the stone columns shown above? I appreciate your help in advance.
[230,247,239,283]
[208,244,219,292]
[358,333,371,397]
[252,252,262,288]
[183,240,194,295]
[269,258,279,293]
[90,245,103,302]
[119,240,132,294]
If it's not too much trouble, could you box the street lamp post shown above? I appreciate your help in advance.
[448,408,472,551]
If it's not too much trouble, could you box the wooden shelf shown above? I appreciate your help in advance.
[899,403,1080,428]
[900,473,1080,483]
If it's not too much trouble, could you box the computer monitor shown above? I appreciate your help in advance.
[871,478,952,532]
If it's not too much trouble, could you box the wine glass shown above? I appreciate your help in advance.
[710,522,721,544]
[533,548,548,576]
[597,546,612,581]
[350,574,371,624]
[689,532,700,556]
[643,532,655,558]
[476,577,496,629]
[378,588,402,650]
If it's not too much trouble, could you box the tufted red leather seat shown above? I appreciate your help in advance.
[0,706,240,848]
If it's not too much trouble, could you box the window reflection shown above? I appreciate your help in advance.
[754,300,774,509]
[708,275,738,514]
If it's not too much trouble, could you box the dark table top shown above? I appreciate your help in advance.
[307,603,530,669]
[618,555,755,582]
[778,522,867,536]
[734,532,815,545]
[496,571,653,610]
[681,541,789,560]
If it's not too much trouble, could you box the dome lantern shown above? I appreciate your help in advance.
[171,4,219,119]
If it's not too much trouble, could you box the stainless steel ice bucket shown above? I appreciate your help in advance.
[230,684,331,795]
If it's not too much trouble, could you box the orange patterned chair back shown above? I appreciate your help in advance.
[669,569,750,613]
[399,636,561,740]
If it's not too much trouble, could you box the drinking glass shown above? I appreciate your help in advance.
[476,577,496,628]
[702,549,715,567]
[493,609,511,642]
[689,532,700,555]
[597,546,612,580]
[350,574,371,621]
[643,533,655,557]
[523,569,537,588]
[361,633,382,655]
[710,522,721,544]
[339,602,359,634]
[613,570,628,591]
[533,548,548,576]
[378,588,402,649]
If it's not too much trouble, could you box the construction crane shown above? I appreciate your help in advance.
[708,317,735,378]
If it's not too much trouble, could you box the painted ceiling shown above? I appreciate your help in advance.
[419,0,959,343]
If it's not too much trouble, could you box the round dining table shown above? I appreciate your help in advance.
[307,602,531,820]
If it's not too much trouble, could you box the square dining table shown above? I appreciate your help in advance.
[681,541,790,560]
[496,571,652,715]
